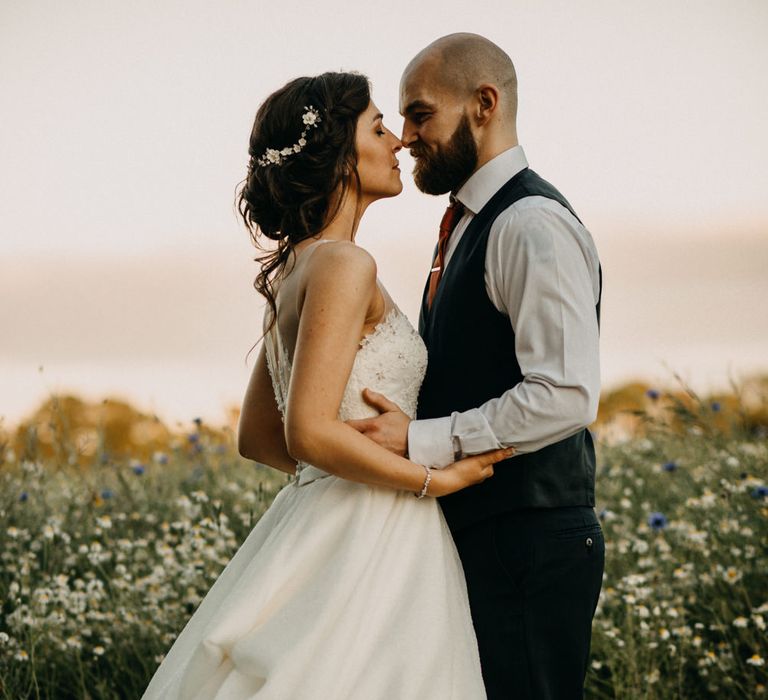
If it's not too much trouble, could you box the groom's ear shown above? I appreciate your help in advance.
[473,84,500,126]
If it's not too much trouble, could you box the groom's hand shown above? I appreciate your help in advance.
[346,388,410,457]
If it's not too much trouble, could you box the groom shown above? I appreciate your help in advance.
[349,34,604,699]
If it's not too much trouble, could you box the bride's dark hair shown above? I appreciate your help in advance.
[236,72,371,331]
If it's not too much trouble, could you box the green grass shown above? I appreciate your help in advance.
[0,402,766,698]
[587,397,767,698]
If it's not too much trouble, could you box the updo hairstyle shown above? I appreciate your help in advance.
[236,72,371,328]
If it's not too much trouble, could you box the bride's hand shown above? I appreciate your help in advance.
[427,447,515,497]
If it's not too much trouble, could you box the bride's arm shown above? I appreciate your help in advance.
[285,242,507,495]
[238,343,297,475]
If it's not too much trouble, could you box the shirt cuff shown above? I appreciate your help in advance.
[407,417,455,469]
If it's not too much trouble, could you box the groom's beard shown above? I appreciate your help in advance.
[411,113,478,195]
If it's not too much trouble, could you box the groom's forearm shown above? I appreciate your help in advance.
[408,373,598,467]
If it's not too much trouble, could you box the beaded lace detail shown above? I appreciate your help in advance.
[263,304,428,480]
[336,308,427,422]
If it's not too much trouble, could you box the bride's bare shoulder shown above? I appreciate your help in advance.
[304,240,377,287]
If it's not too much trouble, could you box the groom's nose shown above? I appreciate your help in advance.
[400,121,418,148]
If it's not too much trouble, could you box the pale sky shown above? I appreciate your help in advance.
[2,0,767,426]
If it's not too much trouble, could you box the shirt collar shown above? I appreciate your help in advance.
[454,145,528,215]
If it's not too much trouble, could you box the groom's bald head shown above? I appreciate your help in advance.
[399,34,519,190]
[401,33,518,120]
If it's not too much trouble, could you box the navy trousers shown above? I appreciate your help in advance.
[452,506,605,700]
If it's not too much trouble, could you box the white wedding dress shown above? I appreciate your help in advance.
[142,278,486,699]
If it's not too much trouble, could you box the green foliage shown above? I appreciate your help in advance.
[588,404,768,698]
[0,404,765,698]
[0,426,288,699]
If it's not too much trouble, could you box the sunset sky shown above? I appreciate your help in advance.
[2,0,767,427]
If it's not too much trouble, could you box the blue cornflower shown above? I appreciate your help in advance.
[662,461,678,472]
[19,491,28,502]
[101,489,113,499]
[711,401,721,412]
[648,511,668,531]
[598,508,608,520]
[187,433,199,444]
[646,389,660,400]
[751,486,768,500]
[132,464,146,476]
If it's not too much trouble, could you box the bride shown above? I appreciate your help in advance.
[141,71,513,700]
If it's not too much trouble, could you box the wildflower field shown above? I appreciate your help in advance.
[1,385,766,699]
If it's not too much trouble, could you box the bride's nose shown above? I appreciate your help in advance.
[392,138,403,154]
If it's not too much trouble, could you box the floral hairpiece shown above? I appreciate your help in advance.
[256,105,322,167]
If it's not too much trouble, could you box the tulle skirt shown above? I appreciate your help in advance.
[141,472,486,699]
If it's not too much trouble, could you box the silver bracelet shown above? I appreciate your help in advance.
[415,465,432,499]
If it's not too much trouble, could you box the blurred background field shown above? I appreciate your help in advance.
[2,374,768,468]
[0,378,767,698]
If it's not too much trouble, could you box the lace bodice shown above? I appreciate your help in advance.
[337,308,427,421]
[264,304,428,484]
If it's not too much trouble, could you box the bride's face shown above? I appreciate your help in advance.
[354,100,403,202]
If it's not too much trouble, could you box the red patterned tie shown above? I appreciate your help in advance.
[427,199,465,309]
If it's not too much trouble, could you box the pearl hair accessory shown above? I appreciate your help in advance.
[256,105,322,167]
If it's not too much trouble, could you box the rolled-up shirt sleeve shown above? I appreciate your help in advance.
[407,198,601,468]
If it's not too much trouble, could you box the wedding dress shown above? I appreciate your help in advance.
[142,260,486,699]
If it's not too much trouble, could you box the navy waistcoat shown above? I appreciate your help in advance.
[417,168,602,533]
